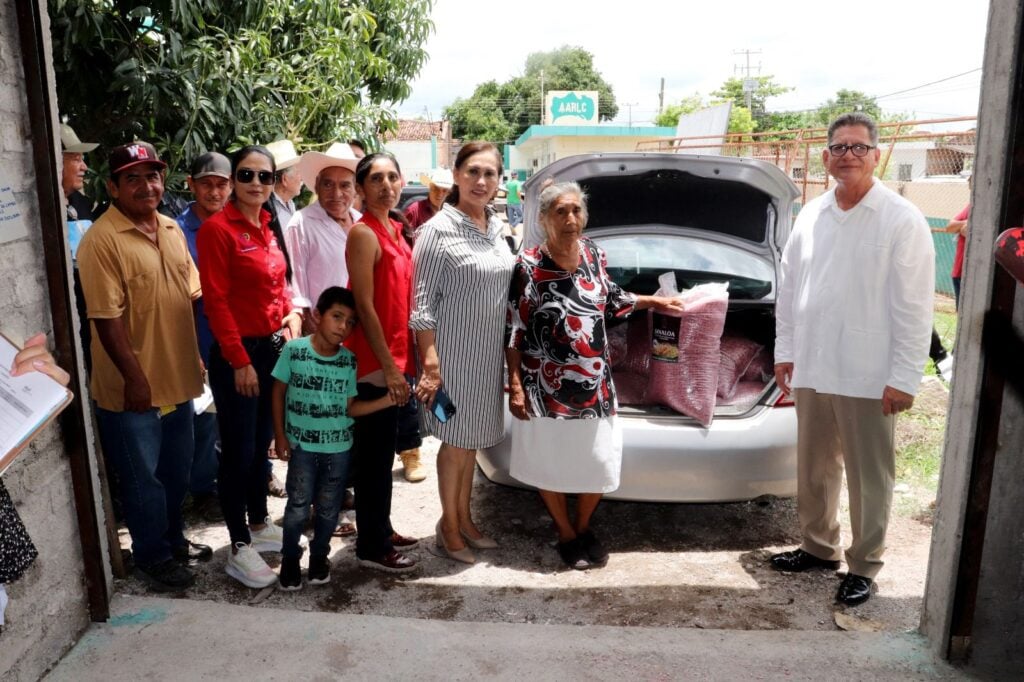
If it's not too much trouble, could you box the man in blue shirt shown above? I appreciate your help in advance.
[177,151,233,522]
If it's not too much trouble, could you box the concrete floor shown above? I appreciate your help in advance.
[46,594,973,681]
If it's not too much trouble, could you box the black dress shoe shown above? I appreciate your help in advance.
[578,529,609,567]
[836,573,873,605]
[769,548,840,572]
[173,541,213,566]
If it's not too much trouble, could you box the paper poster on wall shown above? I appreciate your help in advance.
[0,180,28,244]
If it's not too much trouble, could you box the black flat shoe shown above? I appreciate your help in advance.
[577,529,608,567]
[836,573,873,605]
[557,537,590,570]
[173,541,213,567]
[769,548,840,572]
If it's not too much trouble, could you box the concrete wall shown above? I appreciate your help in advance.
[385,140,435,186]
[0,0,92,678]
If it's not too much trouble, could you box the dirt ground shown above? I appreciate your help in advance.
[114,379,948,633]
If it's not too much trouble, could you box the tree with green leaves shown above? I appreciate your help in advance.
[445,46,618,144]
[49,0,434,186]
[712,75,792,126]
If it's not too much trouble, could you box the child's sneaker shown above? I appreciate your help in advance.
[278,556,302,591]
[225,542,277,589]
[250,516,307,553]
[308,555,331,585]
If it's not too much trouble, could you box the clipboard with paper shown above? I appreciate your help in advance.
[0,333,74,475]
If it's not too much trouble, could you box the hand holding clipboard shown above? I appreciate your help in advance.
[0,333,74,474]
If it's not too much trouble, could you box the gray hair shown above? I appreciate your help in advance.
[827,112,879,146]
[538,181,588,227]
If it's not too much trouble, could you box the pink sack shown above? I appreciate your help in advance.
[717,336,764,401]
[718,380,768,407]
[742,347,774,383]
[607,322,628,367]
[612,370,647,405]
[647,283,729,426]
[621,310,652,376]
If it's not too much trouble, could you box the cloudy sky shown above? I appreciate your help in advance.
[399,0,991,130]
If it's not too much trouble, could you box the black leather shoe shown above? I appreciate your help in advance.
[836,573,873,605]
[769,548,840,572]
[173,541,213,566]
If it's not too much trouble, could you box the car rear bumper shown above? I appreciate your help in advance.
[477,405,797,503]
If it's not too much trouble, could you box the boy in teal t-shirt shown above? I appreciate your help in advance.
[271,286,392,590]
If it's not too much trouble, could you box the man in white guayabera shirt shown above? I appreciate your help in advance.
[769,112,934,607]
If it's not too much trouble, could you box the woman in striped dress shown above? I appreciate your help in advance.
[411,142,515,564]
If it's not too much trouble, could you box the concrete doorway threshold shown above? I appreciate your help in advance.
[46,594,967,681]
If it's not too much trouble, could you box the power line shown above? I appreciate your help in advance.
[873,68,982,101]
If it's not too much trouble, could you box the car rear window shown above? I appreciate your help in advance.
[597,234,775,300]
[580,169,775,244]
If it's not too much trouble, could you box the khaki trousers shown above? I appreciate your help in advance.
[793,388,896,579]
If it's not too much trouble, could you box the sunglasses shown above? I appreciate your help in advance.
[235,168,275,185]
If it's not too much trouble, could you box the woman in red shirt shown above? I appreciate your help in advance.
[345,152,419,573]
[197,145,302,589]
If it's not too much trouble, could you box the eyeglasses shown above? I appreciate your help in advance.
[235,168,275,185]
[827,143,876,158]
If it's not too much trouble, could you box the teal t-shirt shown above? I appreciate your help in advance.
[271,336,358,453]
[506,178,522,205]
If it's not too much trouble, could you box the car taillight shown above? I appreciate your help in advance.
[774,393,794,407]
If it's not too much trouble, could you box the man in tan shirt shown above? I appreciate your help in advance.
[78,142,208,592]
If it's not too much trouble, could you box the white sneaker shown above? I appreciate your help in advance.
[937,355,954,383]
[225,542,277,589]
[250,516,306,553]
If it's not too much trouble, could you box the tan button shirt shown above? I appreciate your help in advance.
[77,204,203,412]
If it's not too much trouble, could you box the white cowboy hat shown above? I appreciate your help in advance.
[265,139,301,170]
[418,167,454,189]
[298,142,360,188]
[60,123,98,153]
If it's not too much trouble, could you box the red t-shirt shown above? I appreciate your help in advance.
[197,201,293,368]
[404,197,437,230]
[951,204,970,279]
[345,212,415,379]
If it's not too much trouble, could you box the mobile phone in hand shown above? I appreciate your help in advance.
[432,387,456,423]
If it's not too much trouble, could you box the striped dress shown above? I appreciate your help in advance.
[410,204,515,449]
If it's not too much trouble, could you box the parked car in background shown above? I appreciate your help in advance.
[478,153,802,502]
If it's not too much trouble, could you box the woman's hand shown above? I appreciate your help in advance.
[415,364,442,407]
[11,333,70,386]
[508,384,529,421]
[281,311,303,341]
[649,295,686,314]
[384,365,410,405]
[234,364,259,397]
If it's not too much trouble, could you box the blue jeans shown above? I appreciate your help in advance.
[190,410,220,495]
[281,444,352,560]
[506,203,523,226]
[208,337,277,545]
[95,401,194,566]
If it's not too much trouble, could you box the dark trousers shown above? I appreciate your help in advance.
[353,382,398,559]
[395,375,422,453]
[208,337,277,545]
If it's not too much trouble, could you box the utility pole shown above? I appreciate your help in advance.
[658,77,665,114]
[732,48,762,110]
[540,69,545,125]
[624,102,638,128]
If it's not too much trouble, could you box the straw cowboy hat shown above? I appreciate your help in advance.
[265,139,301,170]
[60,123,98,153]
[418,167,454,189]
[298,142,360,188]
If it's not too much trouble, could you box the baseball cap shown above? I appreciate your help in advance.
[190,152,231,180]
[60,123,98,153]
[108,142,167,176]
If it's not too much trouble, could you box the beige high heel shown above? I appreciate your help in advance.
[435,520,475,564]
[460,527,499,550]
